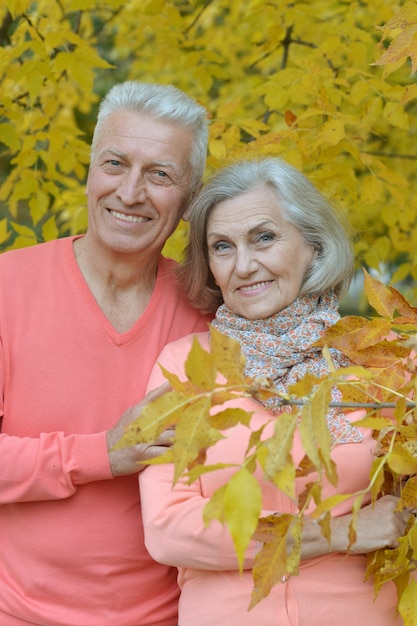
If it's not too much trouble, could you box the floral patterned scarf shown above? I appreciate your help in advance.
[211,290,363,444]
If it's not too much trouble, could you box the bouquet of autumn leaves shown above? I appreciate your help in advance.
[114,270,417,623]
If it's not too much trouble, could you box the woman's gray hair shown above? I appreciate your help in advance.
[91,81,209,191]
[178,157,355,313]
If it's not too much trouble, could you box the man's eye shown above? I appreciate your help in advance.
[149,170,172,184]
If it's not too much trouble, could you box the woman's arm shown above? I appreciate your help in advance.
[283,494,410,560]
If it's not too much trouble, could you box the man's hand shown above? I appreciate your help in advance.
[107,383,174,477]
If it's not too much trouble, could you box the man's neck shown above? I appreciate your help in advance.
[73,236,159,333]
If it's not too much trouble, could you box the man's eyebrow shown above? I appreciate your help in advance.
[98,149,179,171]
[150,160,179,171]
[98,148,127,159]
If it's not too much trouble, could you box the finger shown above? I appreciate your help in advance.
[144,382,171,402]
[155,429,175,447]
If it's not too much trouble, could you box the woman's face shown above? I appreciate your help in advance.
[206,185,315,320]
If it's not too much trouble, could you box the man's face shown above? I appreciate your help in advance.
[85,110,194,258]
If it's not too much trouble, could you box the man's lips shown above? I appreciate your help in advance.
[108,209,150,223]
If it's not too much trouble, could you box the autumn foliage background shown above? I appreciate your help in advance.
[0,0,416,308]
[1,0,417,622]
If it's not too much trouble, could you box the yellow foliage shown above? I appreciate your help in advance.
[0,0,415,291]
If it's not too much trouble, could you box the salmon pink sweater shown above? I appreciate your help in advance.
[0,237,210,626]
[140,332,402,626]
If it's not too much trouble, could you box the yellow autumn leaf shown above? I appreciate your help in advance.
[209,407,252,430]
[158,364,190,393]
[401,476,417,510]
[0,123,20,151]
[367,456,387,504]
[360,175,386,206]
[402,82,417,103]
[353,416,394,430]
[184,335,216,390]
[375,23,417,74]
[364,269,402,317]
[249,513,295,609]
[41,216,59,242]
[263,412,298,497]
[299,381,335,484]
[7,234,37,249]
[316,118,346,147]
[399,578,417,626]
[388,443,417,475]
[0,219,10,245]
[209,138,227,160]
[217,99,241,118]
[383,101,410,130]
[209,326,247,385]
[114,391,189,449]
[310,493,354,521]
[223,468,262,570]
[364,269,417,321]
[347,493,366,549]
[172,396,223,482]
[4,0,32,18]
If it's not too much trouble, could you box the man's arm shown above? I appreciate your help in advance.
[0,385,172,503]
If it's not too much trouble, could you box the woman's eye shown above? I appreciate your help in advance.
[256,232,275,244]
[212,241,231,254]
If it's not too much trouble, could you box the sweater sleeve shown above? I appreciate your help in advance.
[140,462,258,571]
[141,334,258,571]
[0,430,113,503]
[0,338,113,504]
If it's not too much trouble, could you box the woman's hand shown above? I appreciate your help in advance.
[330,494,413,554]
[262,495,414,560]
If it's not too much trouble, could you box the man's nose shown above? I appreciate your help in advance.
[116,171,147,205]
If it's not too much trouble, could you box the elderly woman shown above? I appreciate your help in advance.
[139,158,407,625]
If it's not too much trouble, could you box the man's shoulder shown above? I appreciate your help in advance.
[0,238,78,292]
[0,236,75,267]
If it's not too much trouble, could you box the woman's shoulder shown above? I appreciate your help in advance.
[160,331,210,359]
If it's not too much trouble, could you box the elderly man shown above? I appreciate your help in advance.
[0,81,211,626]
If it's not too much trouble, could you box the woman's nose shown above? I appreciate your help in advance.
[234,247,258,276]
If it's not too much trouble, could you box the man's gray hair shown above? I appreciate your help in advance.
[91,81,209,191]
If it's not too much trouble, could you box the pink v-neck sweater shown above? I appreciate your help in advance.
[0,237,210,626]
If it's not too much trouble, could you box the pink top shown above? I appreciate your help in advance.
[0,237,211,626]
[140,332,402,626]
